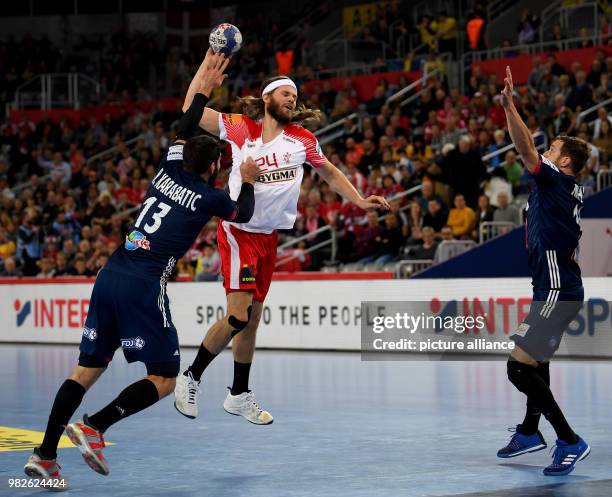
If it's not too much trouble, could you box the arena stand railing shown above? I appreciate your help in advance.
[479,222,517,244]
[576,96,612,126]
[8,73,101,114]
[598,170,612,191]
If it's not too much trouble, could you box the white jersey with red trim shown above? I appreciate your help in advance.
[218,113,327,233]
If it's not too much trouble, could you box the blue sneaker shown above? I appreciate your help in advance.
[497,425,547,458]
[543,436,590,476]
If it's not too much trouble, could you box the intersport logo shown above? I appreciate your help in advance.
[14,298,90,328]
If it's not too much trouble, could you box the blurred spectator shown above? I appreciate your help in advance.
[195,244,221,282]
[577,28,593,49]
[36,257,56,278]
[550,94,575,136]
[577,130,599,174]
[517,10,540,45]
[504,150,523,192]
[0,257,22,277]
[440,225,455,242]
[407,201,424,232]
[441,135,486,208]
[447,194,476,238]
[417,181,446,214]
[355,211,383,262]
[528,58,544,95]
[410,226,438,260]
[566,70,594,112]
[423,199,447,233]
[17,213,43,276]
[466,12,487,51]
[538,65,559,96]
[485,168,513,207]
[592,108,612,139]
[492,192,520,225]
[436,12,458,56]
[475,194,494,228]
[90,191,117,230]
[549,24,566,51]
[0,227,16,260]
[593,119,612,165]
[487,129,508,168]
[68,256,95,277]
[369,214,403,264]
[418,15,438,52]
[54,253,70,276]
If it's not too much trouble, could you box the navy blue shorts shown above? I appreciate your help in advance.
[510,286,584,361]
[79,268,180,377]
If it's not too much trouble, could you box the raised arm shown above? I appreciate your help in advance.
[182,49,229,137]
[501,66,539,172]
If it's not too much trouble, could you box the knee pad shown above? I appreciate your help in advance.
[507,359,532,394]
[229,305,252,338]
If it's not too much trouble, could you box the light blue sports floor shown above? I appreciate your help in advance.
[1,344,611,497]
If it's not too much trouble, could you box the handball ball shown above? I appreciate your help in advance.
[209,23,242,55]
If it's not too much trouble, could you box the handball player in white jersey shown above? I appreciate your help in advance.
[175,50,389,423]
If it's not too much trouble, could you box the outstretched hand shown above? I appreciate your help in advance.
[501,65,514,109]
[199,49,230,96]
[357,195,391,211]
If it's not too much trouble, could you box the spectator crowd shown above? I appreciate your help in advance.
[1,16,611,279]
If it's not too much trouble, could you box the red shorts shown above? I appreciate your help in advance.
[217,221,278,302]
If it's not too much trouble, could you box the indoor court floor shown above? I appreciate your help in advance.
[1,344,611,497]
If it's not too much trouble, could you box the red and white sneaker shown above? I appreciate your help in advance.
[24,448,69,492]
[65,416,109,476]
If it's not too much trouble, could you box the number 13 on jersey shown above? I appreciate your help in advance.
[135,197,172,234]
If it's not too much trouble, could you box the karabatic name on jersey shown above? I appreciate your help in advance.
[218,113,328,234]
[525,154,584,290]
[106,144,238,281]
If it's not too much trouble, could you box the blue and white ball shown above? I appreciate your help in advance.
[209,23,242,55]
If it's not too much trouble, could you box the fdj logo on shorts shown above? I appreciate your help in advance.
[125,230,151,251]
[121,337,146,350]
[83,326,97,341]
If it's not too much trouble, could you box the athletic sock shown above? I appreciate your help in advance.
[519,362,550,435]
[510,361,578,444]
[39,379,86,460]
[230,361,252,395]
[87,379,159,433]
[186,344,217,382]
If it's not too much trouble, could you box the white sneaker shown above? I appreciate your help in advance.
[174,372,200,419]
[24,449,69,492]
[223,390,273,425]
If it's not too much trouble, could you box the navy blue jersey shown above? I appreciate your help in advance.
[525,154,584,290]
[106,143,237,281]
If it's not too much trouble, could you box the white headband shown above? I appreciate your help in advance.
[262,78,297,96]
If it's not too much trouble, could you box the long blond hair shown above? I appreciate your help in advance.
[237,76,322,124]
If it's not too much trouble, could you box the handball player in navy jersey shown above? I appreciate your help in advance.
[496,66,591,476]
[23,51,259,487]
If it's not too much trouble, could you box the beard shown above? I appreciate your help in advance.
[207,171,218,187]
[207,160,220,186]
[266,97,293,124]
